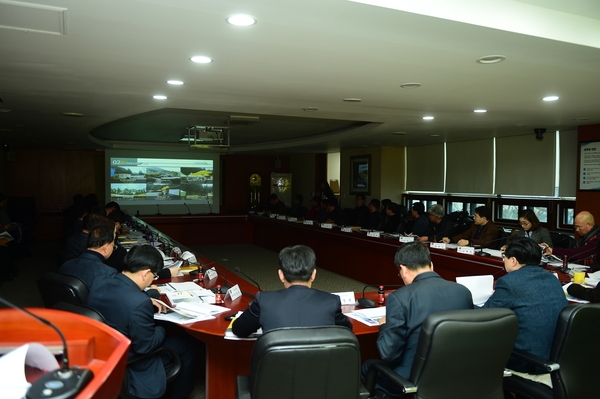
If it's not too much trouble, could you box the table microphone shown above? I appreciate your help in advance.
[184,202,192,215]
[0,296,94,399]
[206,197,214,215]
[559,245,599,274]
[357,284,404,308]
[156,204,161,215]
[474,235,509,257]
[234,267,262,291]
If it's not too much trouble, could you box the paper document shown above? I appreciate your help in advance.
[456,275,494,306]
[224,312,263,340]
[562,282,590,303]
[346,307,386,327]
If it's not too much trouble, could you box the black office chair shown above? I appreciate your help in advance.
[365,308,518,399]
[236,325,368,399]
[37,272,90,308]
[52,300,107,323]
[549,232,575,249]
[503,303,600,399]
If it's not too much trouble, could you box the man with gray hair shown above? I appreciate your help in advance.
[232,245,352,337]
[417,204,454,242]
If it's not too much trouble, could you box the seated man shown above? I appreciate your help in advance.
[59,225,118,289]
[442,206,499,248]
[264,193,286,216]
[481,237,567,384]
[88,245,197,399]
[362,242,473,396]
[364,199,383,230]
[418,204,454,242]
[65,213,114,257]
[543,211,600,265]
[232,245,352,337]
[304,196,322,220]
[288,194,307,219]
[408,202,431,237]
[353,194,370,227]
[381,203,404,233]
[325,197,346,226]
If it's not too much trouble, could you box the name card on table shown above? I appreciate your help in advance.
[288,217,298,222]
[226,284,242,301]
[399,236,415,243]
[321,223,333,229]
[457,246,476,255]
[430,242,447,249]
[333,291,356,305]
[269,214,277,218]
[277,215,287,220]
[303,220,314,225]
[341,227,353,233]
[367,231,380,238]
[205,267,218,280]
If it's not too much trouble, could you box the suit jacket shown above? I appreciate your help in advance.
[232,285,352,337]
[452,220,499,248]
[481,266,567,372]
[377,272,473,379]
[88,273,167,398]
[553,225,600,262]
[59,250,117,290]
[509,227,552,246]
[410,214,431,237]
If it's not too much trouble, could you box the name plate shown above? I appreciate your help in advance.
[205,267,218,280]
[321,223,333,229]
[457,246,476,255]
[226,284,242,301]
[277,215,287,220]
[341,227,353,233]
[269,214,277,218]
[430,242,446,249]
[303,220,314,225]
[399,236,415,243]
[332,291,356,305]
[288,217,298,222]
[367,231,380,238]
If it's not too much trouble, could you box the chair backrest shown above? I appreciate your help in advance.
[52,301,106,323]
[248,326,361,399]
[410,308,518,399]
[37,272,90,308]
[550,304,600,399]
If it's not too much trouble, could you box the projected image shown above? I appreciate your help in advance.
[110,158,213,203]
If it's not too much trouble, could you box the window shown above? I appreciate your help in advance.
[500,205,518,220]
[531,206,548,223]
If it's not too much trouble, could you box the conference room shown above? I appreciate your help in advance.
[1,0,600,398]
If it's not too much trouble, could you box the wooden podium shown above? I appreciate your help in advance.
[0,308,131,399]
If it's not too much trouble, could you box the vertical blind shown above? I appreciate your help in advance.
[405,143,444,192]
[446,139,494,194]
[559,130,577,197]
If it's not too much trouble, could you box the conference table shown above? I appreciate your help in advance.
[137,214,570,399]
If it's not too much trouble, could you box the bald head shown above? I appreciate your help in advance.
[574,211,595,236]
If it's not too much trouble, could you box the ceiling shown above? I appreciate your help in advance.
[1,0,599,154]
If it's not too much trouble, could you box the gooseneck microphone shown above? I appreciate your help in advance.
[156,204,161,215]
[474,235,509,257]
[0,296,94,399]
[234,267,262,291]
[206,197,214,215]
[358,284,404,308]
[184,202,192,215]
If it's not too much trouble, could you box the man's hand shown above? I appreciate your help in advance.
[540,243,553,255]
[151,298,168,313]
[441,237,450,243]
[457,239,469,246]
[169,266,181,277]
[379,316,386,325]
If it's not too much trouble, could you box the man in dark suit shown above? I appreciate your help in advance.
[362,242,473,396]
[442,205,499,248]
[232,245,352,337]
[482,237,567,381]
[88,245,197,399]
[353,194,370,227]
[59,225,118,289]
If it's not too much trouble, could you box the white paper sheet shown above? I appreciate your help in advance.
[456,275,494,306]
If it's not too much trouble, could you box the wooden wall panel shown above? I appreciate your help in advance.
[576,125,600,220]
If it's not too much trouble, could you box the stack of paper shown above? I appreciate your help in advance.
[456,275,494,306]
[346,307,386,327]
[585,270,600,287]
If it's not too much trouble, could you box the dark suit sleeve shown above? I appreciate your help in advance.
[376,294,407,364]
[481,277,514,309]
[231,295,262,337]
[157,268,171,279]
[128,299,165,355]
[567,283,600,303]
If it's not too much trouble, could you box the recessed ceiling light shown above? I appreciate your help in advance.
[61,112,84,117]
[227,14,256,26]
[423,116,434,120]
[400,83,421,89]
[474,109,487,113]
[167,80,184,85]
[153,95,167,100]
[574,117,588,121]
[190,55,213,64]
[392,132,407,135]
[343,98,362,102]
[430,134,440,137]
[303,107,318,112]
[543,96,559,102]
[0,109,12,113]
[476,55,506,64]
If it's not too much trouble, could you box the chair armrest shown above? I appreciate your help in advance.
[365,362,417,394]
[510,348,560,372]
[236,375,252,399]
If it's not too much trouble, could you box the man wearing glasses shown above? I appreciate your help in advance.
[542,211,600,264]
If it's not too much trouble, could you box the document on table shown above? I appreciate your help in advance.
[153,299,231,324]
[346,307,386,327]
[456,275,494,306]
[562,282,590,304]
[224,312,263,340]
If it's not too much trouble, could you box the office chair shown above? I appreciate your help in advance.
[365,308,518,399]
[52,300,106,323]
[37,271,90,308]
[236,325,368,399]
[549,232,575,249]
[503,303,600,399]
